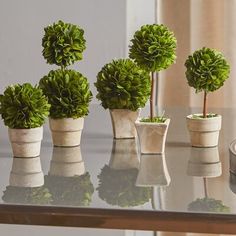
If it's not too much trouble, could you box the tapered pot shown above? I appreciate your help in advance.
[109,109,140,139]
[8,127,43,157]
[135,118,170,154]
[9,156,44,187]
[49,146,85,177]
[186,114,221,147]
[49,118,84,147]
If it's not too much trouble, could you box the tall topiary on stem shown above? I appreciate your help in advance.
[185,47,230,118]
[129,24,177,121]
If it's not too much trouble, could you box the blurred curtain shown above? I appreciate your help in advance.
[158,0,236,110]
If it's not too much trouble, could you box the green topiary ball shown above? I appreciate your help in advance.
[95,59,151,111]
[39,69,92,119]
[185,47,230,93]
[129,24,177,72]
[42,20,86,67]
[0,83,50,129]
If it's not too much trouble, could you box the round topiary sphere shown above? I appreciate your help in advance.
[42,20,86,67]
[39,69,92,119]
[129,24,177,72]
[95,59,151,111]
[0,83,50,129]
[185,47,230,93]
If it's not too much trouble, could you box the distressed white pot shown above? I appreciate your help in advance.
[186,114,221,147]
[109,139,139,170]
[49,118,84,147]
[136,154,171,187]
[109,109,140,139]
[49,146,85,177]
[135,118,170,154]
[187,147,222,177]
[8,127,43,157]
[9,156,44,187]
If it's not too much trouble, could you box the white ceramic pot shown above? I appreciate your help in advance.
[135,118,170,154]
[49,146,85,177]
[9,156,44,187]
[109,109,140,139]
[136,154,171,187]
[8,127,43,157]
[187,147,222,177]
[109,139,139,170]
[186,114,221,147]
[49,117,84,147]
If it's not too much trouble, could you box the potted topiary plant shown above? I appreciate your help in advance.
[40,20,92,147]
[95,58,150,139]
[0,83,50,157]
[185,47,230,147]
[129,24,177,153]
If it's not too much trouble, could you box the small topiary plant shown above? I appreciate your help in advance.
[42,20,86,68]
[0,83,50,129]
[95,59,151,111]
[97,165,151,207]
[129,24,177,121]
[39,69,92,119]
[185,47,230,118]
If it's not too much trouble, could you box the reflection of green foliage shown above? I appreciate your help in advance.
[97,165,151,207]
[44,172,94,206]
[95,59,150,111]
[188,197,230,213]
[2,186,52,205]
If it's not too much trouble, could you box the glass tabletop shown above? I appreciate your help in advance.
[0,105,236,234]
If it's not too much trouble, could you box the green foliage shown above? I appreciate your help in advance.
[188,197,230,213]
[39,69,92,119]
[42,20,86,67]
[95,59,151,111]
[185,47,230,93]
[2,186,52,205]
[141,116,167,123]
[0,83,50,129]
[129,24,177,72]
[44,172,94,206]
[97,165,151,207]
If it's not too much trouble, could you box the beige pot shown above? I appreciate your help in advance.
[9,156,44,187]
[229,139,236,175]
[186,114,221,147]
[136,154,171,187]
[8,127,43,157]
[110,109,140,139]
[135,118,170,154]
[49,146,85,177]
[187,147,222,177]
[109,139,139,170]
[49,118,84,147]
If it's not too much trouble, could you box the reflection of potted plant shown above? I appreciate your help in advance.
[95,59,150,139]
[44,172,94,206]
[97,165,151,207]
[2,186,52,205]
[40,20,92,147]
[187,147,222,177]
[0,83,50,157]
[129,24,177,153]
[185,47,230,147]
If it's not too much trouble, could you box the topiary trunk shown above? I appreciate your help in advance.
[150,72,156,120]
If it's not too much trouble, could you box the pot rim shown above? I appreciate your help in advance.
[8,126,43,132]
[186,113,221,120]
[135,117,170,126]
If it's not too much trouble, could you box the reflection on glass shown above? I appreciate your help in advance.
[97,139,151,207]
[187,148,229,213]
[187,147,222,177]
[136,154,171,210]
[44,146,94,206]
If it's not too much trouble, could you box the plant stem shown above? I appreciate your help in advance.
[203,91,207,118]
[150,71,156,121]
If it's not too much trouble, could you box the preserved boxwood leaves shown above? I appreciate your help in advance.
[0,83,50,129]
[39,69,92,119]
[129,24,177,72]
[95,59,151,111]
